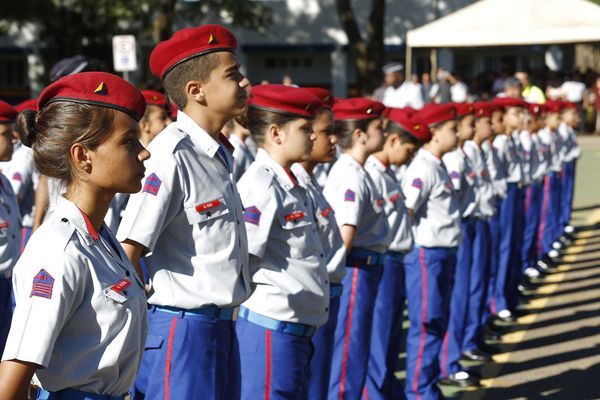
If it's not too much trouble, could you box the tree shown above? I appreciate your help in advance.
[1,0,272,85]
[335,0,385,95]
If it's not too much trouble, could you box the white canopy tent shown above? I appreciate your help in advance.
[405,0,600,74]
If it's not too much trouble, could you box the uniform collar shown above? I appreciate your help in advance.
[366,155,388,173]
[290,163,312,187]
[419,148,442,164]
[255,149,298,189]
[176,110,221,158]
[55,196,103,244]
[228,134,247,149]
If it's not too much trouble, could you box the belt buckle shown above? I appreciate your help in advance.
[366,255,372,265]
[231,307,239,321]
[124,393,132,400]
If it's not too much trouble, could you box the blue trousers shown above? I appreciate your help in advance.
[560,161,576,231]
[440,220,474,378]
[521,182,542,271]
[237,316,313,400]
[492,183,518,313]
[0,277,12,356]
[364,252,407,400]
[404,247,456,400]
[328,254,383,400]
[485,212,501,318]
[506,186,525,311]
[132,307,240,400]
[308,292,341,400]
[538,173,561,257]
[463,219,491,352]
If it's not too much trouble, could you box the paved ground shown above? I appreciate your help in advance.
[455,135,600,400]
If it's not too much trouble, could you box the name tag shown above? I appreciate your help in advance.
[196,199,221,213]
[285,212,305,222]
[104,279,131,303]
[321,207,332,218]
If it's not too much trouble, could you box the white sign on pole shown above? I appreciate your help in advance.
[112,35,137,72]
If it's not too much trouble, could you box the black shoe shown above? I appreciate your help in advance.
[439,371,481,388]
[494,312,516,323]
[478,342,501,355]
[484,331,502,342]
[461,349,492,362]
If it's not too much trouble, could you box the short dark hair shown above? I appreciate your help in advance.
[247,107,298,147]
[162,52,221,110]
[386,121,422,146]
[334,118,373,150]
[17,103,115,183]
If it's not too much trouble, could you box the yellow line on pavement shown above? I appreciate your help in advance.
[475,208,600,394]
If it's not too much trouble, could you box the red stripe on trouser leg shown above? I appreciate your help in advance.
[441,331,449,377]
[165,318,177,400]
[537,176,551,256]
[265,329,272,400]
[338,262,360,400]
[362,386,369,400]
[412,248,428,399]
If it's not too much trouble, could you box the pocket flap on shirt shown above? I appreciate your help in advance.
[184,196,230,225]
[144,334,164,350]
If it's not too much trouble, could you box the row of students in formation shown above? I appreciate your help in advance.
[0,23,579,400]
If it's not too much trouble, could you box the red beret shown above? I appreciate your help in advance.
[545,100,563,114]
[473,102,498,118]
[15,99,37,114]
[561,101,578,111]
[249,84,322,118]
[492,97,528,109]
[527,103,547,116]
[141,90,167,108]
[453,102,475,117]
[333,98,384,121]
[415,103,457,126]
[37,72,146,121]
[387,108,431,143]
[150,24,237,80]
[303,87,334,109]
[0,101,17,123]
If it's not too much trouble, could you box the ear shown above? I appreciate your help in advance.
[138,119,150,134]
[266,123,283,145]
[185,80,206,105]
[352,128,366,146]
[70,143,92,175]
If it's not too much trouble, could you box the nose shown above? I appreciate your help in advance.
[329,134,338,145]
[139,147,151,162]
[239,77,250,89]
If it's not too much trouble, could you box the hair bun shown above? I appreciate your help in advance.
[15,109,38,148]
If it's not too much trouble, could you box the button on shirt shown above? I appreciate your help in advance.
[117,111,250,310]
[0,174,21,277]
[3,196,147,395]
[228,134,255,182]
[443,149,479,218]
[291,163,346,284]
[324,154,391,254]
[482,140,508,199]
[463,141,497,218]
[4,144,35,228]
[365,156,413,253]
[402,148,462,248]
[493,133,523,183]
[238,150,329,327]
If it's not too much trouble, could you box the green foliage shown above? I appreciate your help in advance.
[1,0,272,84]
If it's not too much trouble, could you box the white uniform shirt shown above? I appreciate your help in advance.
[463,141,497,218]
[291,163,346,284]
[3,196,147,395]
[228,134,255,182]
[512,131,530,185]
[383,81,425,110]
[518,130,535,185]
[0,174,21,277]
[493,133,523,184]
[530,132,548,182]
[482,140,508,199]
[442,149,479,218]
[558,122,582,162]
[537,127,562,173]
[4,144,35,228]
[238,150,329,326]
[365,155,414,253]
[117,111,250,309]
[402,148,462,248]
[324,154,391,254]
